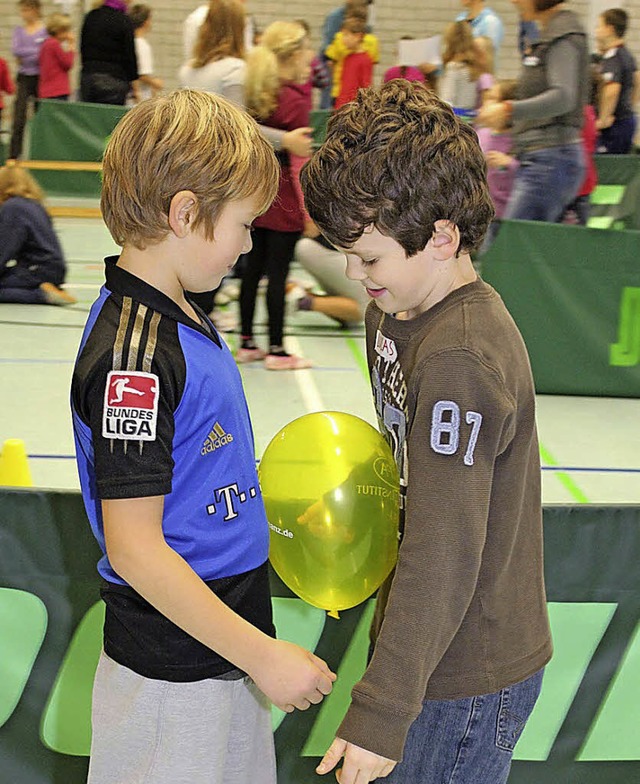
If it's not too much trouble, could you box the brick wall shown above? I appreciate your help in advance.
[0,1,638,120]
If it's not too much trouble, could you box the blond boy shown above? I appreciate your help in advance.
[71,90,335,784]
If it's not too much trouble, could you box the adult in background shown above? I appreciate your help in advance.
[179,0,247,324]
[182,0,311,158]
[179,0,245,106]
[183,0,254,63]
[80,0,138,105]
[455,0,504,59]
[477,0,588,224]
[419,0,502,84]
[9,0,47,160]
[594,7,637,154]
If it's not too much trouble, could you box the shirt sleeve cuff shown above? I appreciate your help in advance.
[336,689,415,763]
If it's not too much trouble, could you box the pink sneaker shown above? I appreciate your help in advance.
[264,353,313,371]
[236,346,266,363]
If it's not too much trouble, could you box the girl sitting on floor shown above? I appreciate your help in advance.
[0,165,76,305]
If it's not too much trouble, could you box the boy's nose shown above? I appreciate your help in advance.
[345,255,365,281]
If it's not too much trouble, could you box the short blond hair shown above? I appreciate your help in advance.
[101,89,279,249]
[0,165,44,206]
[45,12,71,36]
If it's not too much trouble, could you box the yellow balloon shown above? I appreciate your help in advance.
[259,412,399,615]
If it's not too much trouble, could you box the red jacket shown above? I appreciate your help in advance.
[0,57,15,109]
[335,51,372,110]
[254,82,311,233]
[579,104,598,197]
[38,37,74,98]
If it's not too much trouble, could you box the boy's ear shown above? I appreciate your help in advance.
[430,219,461,260]
[168,190,198,238]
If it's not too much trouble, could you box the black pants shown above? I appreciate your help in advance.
[9,73,39,159]
[80,73,129,106]
[239,227,300,347]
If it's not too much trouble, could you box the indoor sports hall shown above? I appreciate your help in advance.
[1,0,640,782]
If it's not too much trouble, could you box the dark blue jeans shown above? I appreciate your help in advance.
[384,669,544,784]
[598,116,637,154]
[503,143,585,223]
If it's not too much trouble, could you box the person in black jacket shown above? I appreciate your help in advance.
[80,0,138,104]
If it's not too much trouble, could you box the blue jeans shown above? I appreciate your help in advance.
[503,143,585,223]
[384,669,544,784]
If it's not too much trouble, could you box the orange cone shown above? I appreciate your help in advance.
[0,439,33,487]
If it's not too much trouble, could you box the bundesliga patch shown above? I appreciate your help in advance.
[102,371,159,441]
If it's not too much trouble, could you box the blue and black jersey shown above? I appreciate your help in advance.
[71,256,274,681]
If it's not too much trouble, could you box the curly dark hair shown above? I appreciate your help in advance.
[300,80,494,256]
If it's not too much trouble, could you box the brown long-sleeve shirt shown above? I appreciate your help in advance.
[338,278,552,761]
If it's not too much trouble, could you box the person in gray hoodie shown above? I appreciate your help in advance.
[478,0,588,223]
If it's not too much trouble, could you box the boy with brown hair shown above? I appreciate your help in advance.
[71,89,335,784]
[301,80,552,784]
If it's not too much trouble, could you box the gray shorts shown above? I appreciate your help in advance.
[87,652,276,784]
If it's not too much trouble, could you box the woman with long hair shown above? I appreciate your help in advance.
[178,0,246,105]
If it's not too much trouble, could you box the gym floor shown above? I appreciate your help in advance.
[0,214,639,505]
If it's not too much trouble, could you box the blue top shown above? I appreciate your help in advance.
[0,196,65,285]
[456,5,504,55]
[71,257,274,680]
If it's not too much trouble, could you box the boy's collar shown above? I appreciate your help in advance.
[104,255,220,346]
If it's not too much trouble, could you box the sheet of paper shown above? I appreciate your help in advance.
[398,36,442,67]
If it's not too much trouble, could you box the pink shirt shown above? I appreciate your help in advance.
[383,65,425,84]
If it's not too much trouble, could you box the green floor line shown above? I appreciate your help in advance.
[539,444,591,504]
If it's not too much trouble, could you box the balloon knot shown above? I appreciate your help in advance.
[327,609,340,619]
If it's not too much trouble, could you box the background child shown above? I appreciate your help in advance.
[383,36,426,85]
[0,54,16,128]
[473,35,495,106]
[0,164,76,304]
[71,89,335,783]
[476,78,518,251]
[239,20,313,370]
[439,20,484,122]
[293,229,369,327]
[564,65,601,225]
[129,4,163,102]
[301,80,551,784]
[333,15,372,109]
[325,8,378,109]
[38,13,75,100]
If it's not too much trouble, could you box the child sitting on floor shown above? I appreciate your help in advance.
[0,165,76,305]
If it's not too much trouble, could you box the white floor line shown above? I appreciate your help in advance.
[286,336,325,413]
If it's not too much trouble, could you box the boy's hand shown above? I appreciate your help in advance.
[317,737,397,783]
[250,639,336,712]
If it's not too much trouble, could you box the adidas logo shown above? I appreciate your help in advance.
[201,422,234,455]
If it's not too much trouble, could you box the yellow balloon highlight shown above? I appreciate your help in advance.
[259,412,399,615]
